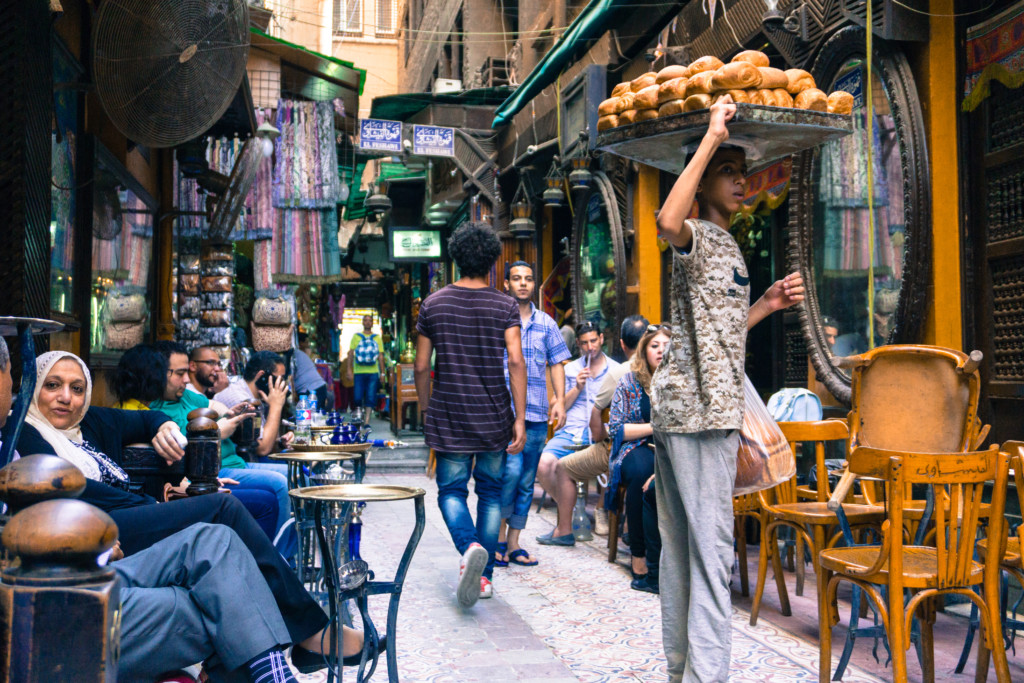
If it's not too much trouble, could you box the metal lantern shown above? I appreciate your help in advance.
[364,180,391,214]
[543,177,567,207]
[509,201,536,239]
[569,157,593,192]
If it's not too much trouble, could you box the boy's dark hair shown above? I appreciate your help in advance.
[575,321,602,338]
[244,351,285,382]
[112,344,169,405]
[620,314,650,351]
[685,144,746,178]
[504,260,533,280]
[448,222,502,279]
[152,340,190,361]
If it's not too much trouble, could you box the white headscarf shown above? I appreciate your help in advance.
[24,351,100,480]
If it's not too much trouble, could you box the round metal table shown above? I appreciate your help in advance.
[290,484,426,683]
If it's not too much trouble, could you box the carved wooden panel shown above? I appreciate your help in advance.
[985,160,1024,244]
[990,255,1024,382]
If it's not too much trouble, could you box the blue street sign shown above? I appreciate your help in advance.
[412,125,455,157]
[359,119,403,153]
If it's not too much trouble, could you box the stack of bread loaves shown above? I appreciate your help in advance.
[597,50,854,132]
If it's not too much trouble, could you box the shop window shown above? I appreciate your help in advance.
[377,0,397,36]
[579,193,615,343]
[51,39,82,315]
[334,0,362,35]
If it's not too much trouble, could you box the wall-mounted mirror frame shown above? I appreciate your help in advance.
[788,27,931,404]
[572,170,628,352]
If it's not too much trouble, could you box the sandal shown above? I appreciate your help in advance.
[507,548,538,566]
[494,542,508,567]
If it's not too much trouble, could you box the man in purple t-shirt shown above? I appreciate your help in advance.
[415,222,527,608]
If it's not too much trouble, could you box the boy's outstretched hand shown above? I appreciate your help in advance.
[708,94,737,143]
[763,272,806,312]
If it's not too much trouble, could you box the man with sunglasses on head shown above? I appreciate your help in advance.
[534,321,620,546]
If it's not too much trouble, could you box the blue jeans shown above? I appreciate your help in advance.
[220,462,291,534]
[501,421,549,530]
[352,372,379,408]
[435,450,506,580]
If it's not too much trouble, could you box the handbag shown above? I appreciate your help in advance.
[252,296,294,325]
[734,375,795,496]
[251,322,294,352]
[104,321,145,350]
[106,292,146,322]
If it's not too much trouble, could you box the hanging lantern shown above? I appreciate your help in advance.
[569,157,593,192]
[363,180,391,215]
[543,177,567,207]
[509,201,536,239]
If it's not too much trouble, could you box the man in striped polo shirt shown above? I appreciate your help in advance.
[415,222,527,607]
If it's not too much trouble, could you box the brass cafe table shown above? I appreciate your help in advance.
[289,484,426,683]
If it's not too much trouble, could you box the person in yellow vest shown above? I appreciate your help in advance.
[349,314,384,422]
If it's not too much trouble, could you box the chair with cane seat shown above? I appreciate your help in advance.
[748,419,886,626]
[818,446,1012,683]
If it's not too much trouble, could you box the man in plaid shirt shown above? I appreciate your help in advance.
[497,261,572,567]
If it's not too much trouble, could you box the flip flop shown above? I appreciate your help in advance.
[494,542,508,567]
[507,548,538,566]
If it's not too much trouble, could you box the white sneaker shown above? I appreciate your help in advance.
[457,543,488,607]
[479,577,493,599]
[594,507,609,536]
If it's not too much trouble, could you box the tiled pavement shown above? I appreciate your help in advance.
[290,473,906,682]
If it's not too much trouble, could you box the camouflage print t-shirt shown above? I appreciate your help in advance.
[651,218,749,433]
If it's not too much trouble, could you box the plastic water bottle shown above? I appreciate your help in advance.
[572,481,593,541]
[295,394,311,444]
[307,391,318,414]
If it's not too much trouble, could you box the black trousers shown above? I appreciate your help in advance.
[107,492,328,645]
[620,444,655,559]
[642,478,662,578]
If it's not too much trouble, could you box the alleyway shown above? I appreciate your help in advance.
[286,472,1017,682]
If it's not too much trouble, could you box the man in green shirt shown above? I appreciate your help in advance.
[349,314,384,423]
[149,341,292,536]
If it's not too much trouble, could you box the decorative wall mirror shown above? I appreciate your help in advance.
[572,170,627,353]
[788,27,931,404]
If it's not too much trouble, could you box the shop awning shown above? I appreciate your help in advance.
[370,87,514,122]
[249,27,367,95]
[491,0,679,127]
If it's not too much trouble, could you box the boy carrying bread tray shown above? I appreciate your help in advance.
[650,93,805,682]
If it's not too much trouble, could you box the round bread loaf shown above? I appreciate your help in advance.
[685,71,714,97]
[658,99,686,117]
[613,91,636,114]
[634,84,660,111]
[630,72,658,92]
[656,65,690,84]
[827,90,855,115]
[635,109,659,122]
[685,55,724,77]
[747,89,769,106]
[712,89,750,105]
[611,82,630,97]
[757,67,788,89]
[598,97,619,117]
[657,77,688,105]
[597,114,619,131]
[795,88,827,111]
[732,50,769,67]
[683,93,711,111]
[772,88,794,108]
[618,109,638,125]
[785,68,816,94]
[711,62,761,91]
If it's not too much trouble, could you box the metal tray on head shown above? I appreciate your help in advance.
[595,104,852,174]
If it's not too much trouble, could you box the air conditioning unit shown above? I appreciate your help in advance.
[432,78,462,95]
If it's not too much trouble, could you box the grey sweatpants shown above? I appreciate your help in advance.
[653,429,739,683]
[115,523,292,683]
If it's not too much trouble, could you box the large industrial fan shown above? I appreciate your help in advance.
[92,0,251,148]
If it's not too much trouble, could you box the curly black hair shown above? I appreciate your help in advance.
[244,351,286,382]
[111,344,169,405]
[448,221,501,279]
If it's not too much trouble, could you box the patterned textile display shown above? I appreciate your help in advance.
[92,194,153,285]
[963,0,1024,112]
[271,208,341,284]
[272,99,343,208]
[740,158,790,216]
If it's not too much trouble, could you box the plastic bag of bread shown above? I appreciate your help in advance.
[611,82,630,97]
[773,88,794,108]
[614,92,636,113]
[630,72,657,92]
[618,109,638,125]
[683,94,711,112]
[712,90,749,105]
[635,109,659,123]
[658,100,686,117]
[597,114,619,131]
[657,77,688,106]
[685,55,724,77]
[827,91,854,115]
[656,65,689,84]
[686,71,714,97]
[734,375,795,496]
[795,88,827,112]
[634,84,660,111]
[784,69,816,95]
[757,67,788,89]
[731,50,769,67]
[711,62,761,91]
[598,97,619,117]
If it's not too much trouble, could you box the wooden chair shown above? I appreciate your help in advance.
[749,420,886,626]
[818,446,1012,683]
[733,491,767,600]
